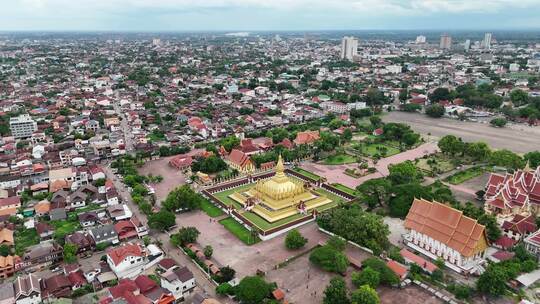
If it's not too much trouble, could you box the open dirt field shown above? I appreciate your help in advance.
[383,112,540,153]
[378,285,444,304]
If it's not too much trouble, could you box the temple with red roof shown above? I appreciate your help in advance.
[484,163,540,219]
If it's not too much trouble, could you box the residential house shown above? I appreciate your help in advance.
[14,274,41,304]
[0,255,19,278]
[79,211,99,227]
[160,266,196,300]
[41,274,71,299]
[35,222,54,240]
[0,228,13,246]
[114,220,138,241]
[66,232,96,254]
[107,204,132,221]
[403,198,489,274]
[131,215,149,237]
[49,208,67,221]
[106,243,147,279]
[0,196,21,217]
[17,242,63,272]
[89,224,119,245]
[134,275,175,304]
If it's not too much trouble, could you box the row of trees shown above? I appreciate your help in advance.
[439,134,540,170]
[323,276,381,304]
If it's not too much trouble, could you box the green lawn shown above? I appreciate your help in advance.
[360,143,400,158]
[444,167,486,185]
[292,168,321,181]
[415,156,455,174]
[200,199,225,217]
[219,217,260,245]
[331,183,357,196]
[323,154,357,165]
[72,203,103,214]
[213,183,253,209]
[15,228,40,255]
[51,220,80,239]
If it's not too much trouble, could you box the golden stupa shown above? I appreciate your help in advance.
[229,155,332,222]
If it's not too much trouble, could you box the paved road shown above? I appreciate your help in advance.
[383,112,540,153]
[102,164,230,303]
[114,102,134,152]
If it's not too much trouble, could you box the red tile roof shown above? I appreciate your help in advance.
[404,198,488,257]
[107,243,143,266]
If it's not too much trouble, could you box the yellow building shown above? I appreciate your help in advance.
[229,155,331,222]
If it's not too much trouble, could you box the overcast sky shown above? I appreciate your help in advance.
[1,0,540,31]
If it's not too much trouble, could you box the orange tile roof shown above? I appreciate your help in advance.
[386,260,408,279]
[404,198,488,257]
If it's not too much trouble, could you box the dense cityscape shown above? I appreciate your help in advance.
[1,12,540,304]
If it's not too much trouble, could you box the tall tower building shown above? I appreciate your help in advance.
[464,39,471,51]
[483,33,492,50]
[341,36,358,61]
[440,34,452,50]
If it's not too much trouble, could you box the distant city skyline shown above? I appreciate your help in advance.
[1,0,540,32]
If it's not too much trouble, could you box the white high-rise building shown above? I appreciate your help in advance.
[483,33,492,49]
[440,34,452,50]
[415,35,426,44]
[464,39,471,51]
[10,114,37,139]
[341,36,358,61]
[152,38,161,46]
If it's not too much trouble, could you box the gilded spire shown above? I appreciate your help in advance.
[276,154,285,173]
[524,160,532,172]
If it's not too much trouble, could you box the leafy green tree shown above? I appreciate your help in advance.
[490,118,507,128]
[284,229,308,250]
[203,245,213,258]
[215,266,236,283]
[438,135,465,156]
[352,267,380,288]
[0,244,10,257]
[429,87,452,102]
[362,258,399,286]
[489,149,524,170]
[317,205,390,255]
[235,276,273,304]
[510,89,529,106]
[191,155,227,174]
[476,264,509,296]
[524,151,540,168]
[63,243,78,264]
[425,104,445,118]
[388,161,422,185]
[323,277,350,304]
[351,285,380,304]
[309,245,348,273]
[356,178,392,208]
[171,226,200,246]
[216,283,234,295]
[162,185,202,212]
[148,210,176,231]
[465,142,491,160]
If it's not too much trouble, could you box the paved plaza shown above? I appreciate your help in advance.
[176,212,329,277]
[383,111,540,153]
[300,142,439,188]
